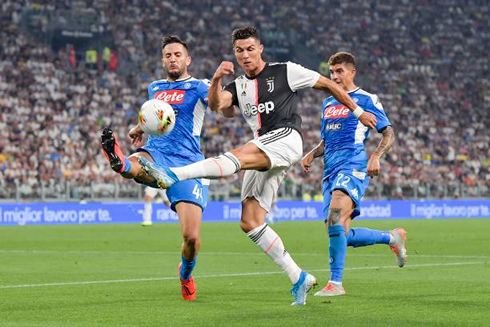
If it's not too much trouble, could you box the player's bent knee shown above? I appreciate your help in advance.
[327,207,343,226]
[183,233,200,247]
[239,220,257,233]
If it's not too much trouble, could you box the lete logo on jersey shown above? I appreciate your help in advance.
[154,90,185,104]
[323,105,350,119]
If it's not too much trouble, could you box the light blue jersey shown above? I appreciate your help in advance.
[146,76,209,166]
[321,87,391,218]
[321,87,391,180]
[138,76,210,211]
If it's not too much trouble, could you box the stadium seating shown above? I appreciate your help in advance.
[0,0,488,200]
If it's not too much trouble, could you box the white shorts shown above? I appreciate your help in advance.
[241,127,303,212]
[144,186,168,200]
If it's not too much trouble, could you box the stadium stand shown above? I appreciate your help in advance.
[0,0,488,200]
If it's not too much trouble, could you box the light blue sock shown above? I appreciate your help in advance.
[328,225,347,283]
[180,256,196,280]
[347,228,391,248]
[123,157,131,174]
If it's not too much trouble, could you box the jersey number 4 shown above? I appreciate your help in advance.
[192,184,203,200]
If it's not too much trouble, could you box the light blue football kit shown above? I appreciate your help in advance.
[138,77,210,213]
[321,87,393,283]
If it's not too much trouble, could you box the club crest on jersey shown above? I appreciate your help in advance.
[324,105,350,119]
[266,77,275,93]
[154,90,185,104]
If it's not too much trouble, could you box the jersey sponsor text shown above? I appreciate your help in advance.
[154,90,185,104]
[243,101,275,117]
[324,105,350,119]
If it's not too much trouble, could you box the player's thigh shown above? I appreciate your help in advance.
[230,142,271,170]
[241,168,286,212]
[240,168,286,231]
[250,127,303,170]
[167,179,208,237]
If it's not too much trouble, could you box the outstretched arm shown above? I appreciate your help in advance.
[367,126,395,177]
[301,140,324,173]
[209,61,236,118]
[313,76,377,129]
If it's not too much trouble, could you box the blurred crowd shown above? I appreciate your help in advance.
[0,0,488,200]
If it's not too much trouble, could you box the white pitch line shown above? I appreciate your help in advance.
[0,249,488,259]
[0,261,485,290]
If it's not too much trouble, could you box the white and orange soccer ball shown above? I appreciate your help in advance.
[138,99,176,136]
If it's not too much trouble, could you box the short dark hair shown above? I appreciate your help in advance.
[231,26,261,45]
[328,52,356,68]
[161,35,189,53]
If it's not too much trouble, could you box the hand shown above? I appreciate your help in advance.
[213,61,235,80]
[129,125,144,146]
[367,154,381,178]
[301,152,316,173]
[359,111,377,129]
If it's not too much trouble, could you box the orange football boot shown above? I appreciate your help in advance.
[178,263,196,301]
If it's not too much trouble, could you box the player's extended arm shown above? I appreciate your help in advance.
[209,61,236,118]
[301,140,324,173]
[313,76,377,129]
[367,126,395,177]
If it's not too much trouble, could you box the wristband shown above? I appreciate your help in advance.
[353,106,364,118]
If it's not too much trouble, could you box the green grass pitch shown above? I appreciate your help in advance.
[1,219,489,326]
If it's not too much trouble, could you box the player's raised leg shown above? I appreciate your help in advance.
[139,141,272,189]
[175,202,202,301]
[101,127,156,184]
[346,226,407,267]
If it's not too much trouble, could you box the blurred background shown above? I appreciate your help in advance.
[0,0,488,202]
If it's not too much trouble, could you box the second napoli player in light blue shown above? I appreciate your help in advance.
[101,35,209,301]
[302,52,407,296]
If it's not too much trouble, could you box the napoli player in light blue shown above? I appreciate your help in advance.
[101,35,209,301]
[301,52,407,296]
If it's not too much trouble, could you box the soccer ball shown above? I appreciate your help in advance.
[138,99,176,136]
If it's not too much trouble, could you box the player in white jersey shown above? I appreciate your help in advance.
[142,187,170,226]
[139,26,377,306]
[302,52,406,296]
[101,35,209,301]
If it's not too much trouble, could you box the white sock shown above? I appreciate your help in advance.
[144,202,152,223]
[328,280,342,286]
[247,223,302,284]
[171,152,241,181]
[389,233,396,246]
